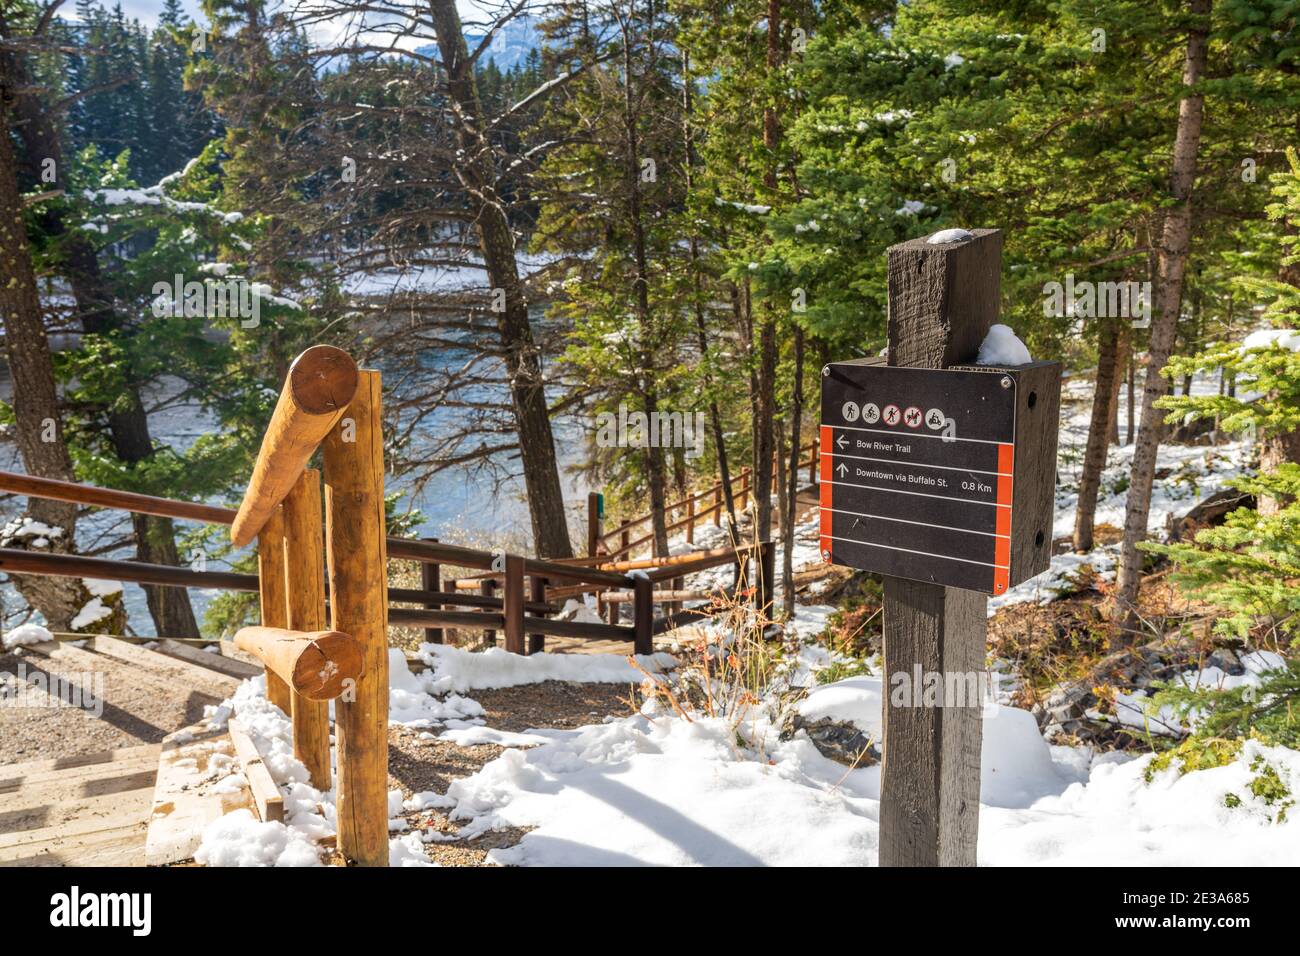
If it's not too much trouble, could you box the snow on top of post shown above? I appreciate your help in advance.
[975,323,1033,366]
[926,227,974,244]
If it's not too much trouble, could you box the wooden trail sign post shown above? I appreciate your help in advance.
[819,229,1060,865]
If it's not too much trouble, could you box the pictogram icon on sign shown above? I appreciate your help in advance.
[862,402,880,424]
[882,404,901,426]
[926,408,946,430]
[903,406,923,429]
[842,401,859,422]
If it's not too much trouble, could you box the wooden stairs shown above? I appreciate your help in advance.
[0,637,261,867]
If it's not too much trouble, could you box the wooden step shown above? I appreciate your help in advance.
[0,747,161,794]
[89,635,240,695]
[155,639,260,680]
[22,640,224,706]
[0,743,159,776]
[0,743,161,868]
[145,722,257,866]
[0,820,151,867]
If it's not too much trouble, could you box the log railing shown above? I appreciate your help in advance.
[589,441,817,561]
[0,345,777,866]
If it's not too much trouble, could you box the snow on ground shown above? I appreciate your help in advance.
[980,739,1300,866]
[165,360,1300,867]
[1111,650,1287,737]
[189,631,1300,866]
[416,644,676,694]
[1,623,52,650]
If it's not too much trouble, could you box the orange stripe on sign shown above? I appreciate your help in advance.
[993,566,1010,595]
[819,425,833,561]
[997,474,1013,506]
[820,425,834,482]
[997,442,1014,476]
[994,535,1011,569]
[995,505,1011,538]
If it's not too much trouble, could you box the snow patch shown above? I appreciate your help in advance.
[976,323,1033,366]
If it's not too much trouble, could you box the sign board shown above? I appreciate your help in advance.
[819,359,1058,595]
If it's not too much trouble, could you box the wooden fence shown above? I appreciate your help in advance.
[589,442,817,561]
[0,345,774,866]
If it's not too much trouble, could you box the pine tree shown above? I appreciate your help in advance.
[1143,149,1300,646]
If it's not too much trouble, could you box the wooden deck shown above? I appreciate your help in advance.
[0,638,261,867]
[0,744,160,867]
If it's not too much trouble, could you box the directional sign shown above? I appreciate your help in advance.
[820,362,1018,595]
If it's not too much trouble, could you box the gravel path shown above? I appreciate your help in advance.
[386,680,638,866]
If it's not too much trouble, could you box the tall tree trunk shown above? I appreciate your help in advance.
[0,98,87,628]
[8,67,200,637]
[681,49,738,540]
[752,315,777,543]
[1126,346,1136,444]
[1073,317,1122,551]
[782,325,804,616]
[1114,0,1212,629]
[751,0,783,547]
[427,0,573,558]
[615,14,669,557]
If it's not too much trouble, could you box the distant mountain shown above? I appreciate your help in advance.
[416,16,541,72]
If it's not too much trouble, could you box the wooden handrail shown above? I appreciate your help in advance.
[231,346,359,547]
[0,468,637,592]
[386,606,635,642]
[598,587,724,603]
[597,441,816,552]
[0,547,259,591]
[0,470,238,524]
[233,626,363,701]
[597,544,749,572]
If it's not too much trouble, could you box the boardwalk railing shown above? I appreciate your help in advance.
[0,345,776,866]
[590,441,817,560]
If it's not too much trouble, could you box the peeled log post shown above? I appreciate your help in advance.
[256,509,292,714]
[323,369,389,868]
[233,626,363,701]
[231,346,359,548]
[282,468,332,788]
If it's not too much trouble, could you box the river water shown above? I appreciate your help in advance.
[0,307,596,636]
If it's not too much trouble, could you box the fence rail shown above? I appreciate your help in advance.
[0,345,776,865]
[589,441,817,561]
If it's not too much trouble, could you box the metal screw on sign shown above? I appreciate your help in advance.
[822,366,831,377]
[1000,375,1012,389]
[821,549,831,561]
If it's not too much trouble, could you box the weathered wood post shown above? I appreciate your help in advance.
[873,230,1003,866]
[503,554,525,654]
[282,468,331,789]
[256,508,292,714]
[421,537,442,645]
[713,486,722,527]
[323,369,389,867]
[480,579,497,646]
[632,574,652,655]
[527,574,547,655]
[686,496,695,544]
[587,492,602,557]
